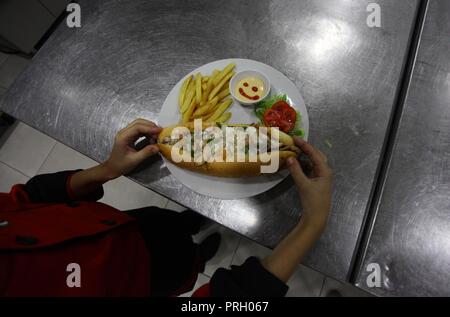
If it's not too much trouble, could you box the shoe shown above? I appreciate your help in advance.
[199,233,221,262]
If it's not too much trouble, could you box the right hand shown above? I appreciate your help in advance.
[286,137,333,233]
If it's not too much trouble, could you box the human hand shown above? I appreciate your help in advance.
[286,137,333,233]
[101,119,162,179]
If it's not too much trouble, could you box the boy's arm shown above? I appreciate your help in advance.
[260,220,325,284]
[68,119,161,200]
[25,119,161,203]
[262,137,333,282]
[208,138,332,296]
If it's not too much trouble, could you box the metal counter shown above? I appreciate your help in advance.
[355,0,450,296]
[0,0,420,281]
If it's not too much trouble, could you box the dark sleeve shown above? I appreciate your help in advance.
[210,257,289,297]
[24,170,104,203]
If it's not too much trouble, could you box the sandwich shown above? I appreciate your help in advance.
[157,122,300,177]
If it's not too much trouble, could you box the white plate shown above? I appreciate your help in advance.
[158,58,309,199]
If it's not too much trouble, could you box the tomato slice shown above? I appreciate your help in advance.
[263,101,297,133]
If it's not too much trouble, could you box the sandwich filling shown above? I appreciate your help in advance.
[160,123,300,166]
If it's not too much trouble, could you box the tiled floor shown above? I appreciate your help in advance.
[0,51,370,297]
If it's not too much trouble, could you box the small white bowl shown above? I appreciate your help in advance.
[229,70,271,106]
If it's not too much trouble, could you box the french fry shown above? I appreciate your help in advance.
[182,98,197,123]
[203,97,225,116]
[202,87,230,117]
[203,112,215,121]
[209,96,220,108]
[193,96,219,117]
[192,107,207,118]
[217,87,230,101]
[208,71,235,101]
[203,101,220,118]
[202,103,218,117]
[178,76,192,109]
[216,112,232,123]
[179,66,236,124]
[181,81,195,113]
[213,63,235,86]
[201,70,219,103]
[206,99,233,122]
[203,104,223,121]
[195,73,202,104]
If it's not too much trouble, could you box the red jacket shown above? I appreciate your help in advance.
[0,170,287,297]
[0,179,152,296]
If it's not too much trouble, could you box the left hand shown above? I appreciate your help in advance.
[101,119,162,179]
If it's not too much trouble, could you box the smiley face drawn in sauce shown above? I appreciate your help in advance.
[235,77,265,102]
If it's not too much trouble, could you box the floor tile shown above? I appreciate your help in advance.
[194,223,241,278]
[286,265,325,297]
[38,141,168,210]
[165,199,188,213]
[0,122,56,177]
[0,161,29,192]
[320,277,372,297]
[38,141,97,173]
[232,237,325,297]
[231,236,271,264]
[100,176,168,211]
[0,55,30,88]
[178,273,210,297]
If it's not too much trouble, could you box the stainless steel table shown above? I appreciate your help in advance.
[355,0,450,296]
[0,0,420,281]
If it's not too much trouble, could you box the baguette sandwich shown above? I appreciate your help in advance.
[157,122,301,177]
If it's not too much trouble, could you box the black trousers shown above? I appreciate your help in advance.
[126,206,204,296]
